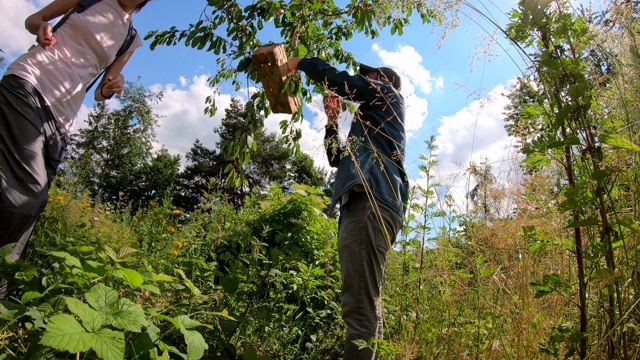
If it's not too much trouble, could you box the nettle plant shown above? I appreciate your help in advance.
[0,236,217,360]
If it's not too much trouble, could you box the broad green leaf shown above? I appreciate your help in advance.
[117,246,138,260]
[93,328,125,360]
[48,251,83,269]
[104,246,119,263]
[106,298,149,332]
[40,314,93,353]
[600,133,640,151]
[119,268,144,288]
[64,297,105,332]
[173,315,211,359]
[86,284,118,314]
[21,291,44,304]
[181,328,208,360]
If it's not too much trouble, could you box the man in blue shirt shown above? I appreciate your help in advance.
[288,57,408,359]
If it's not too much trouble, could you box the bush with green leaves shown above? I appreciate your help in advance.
[1,183,343,360]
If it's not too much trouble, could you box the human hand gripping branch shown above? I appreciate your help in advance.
[323,93,342,129]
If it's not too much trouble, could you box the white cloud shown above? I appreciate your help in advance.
[372,44,432,135]
[149,75,227,158]
[420,83,517,211]
[0,0,50,60]
[373,43,444,96]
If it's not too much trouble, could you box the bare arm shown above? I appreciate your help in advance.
[94,50,135,101]
[25,0,78,49]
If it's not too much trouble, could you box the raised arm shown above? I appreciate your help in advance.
[25,0,79,49]
[288,57,384,104]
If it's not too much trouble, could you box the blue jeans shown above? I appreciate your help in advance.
[338,191,403,360]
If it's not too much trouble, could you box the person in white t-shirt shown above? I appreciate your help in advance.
[0,0,150,270]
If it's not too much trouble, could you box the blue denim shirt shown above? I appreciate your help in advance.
[298,57,409,217]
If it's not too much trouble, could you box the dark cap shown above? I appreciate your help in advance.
[359,63,402,91]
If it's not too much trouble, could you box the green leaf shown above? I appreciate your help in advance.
[153,273,174,282]
[214,309,237,321]
[177,315,208,360]
[119,268,144,288]
[106,298,149,332]
[117,247,138,259]
[150,311,181,329]
[93,328,125,360]
[297,44,308,57]
[64,297,105,332]
[48,251,83,269]
[175,269,201,297]
[21,291,44,304]
[86,284,118,314]
[566,217,600,228]
[40,314,94,353]
[141,284,161,294]
[243,347,259,360]
[0,243,16,261]
[0,302,22,321]
[600,133,640,151]
[221,276,239,294]
[237,57,253,73]
[616,216,640,234]
[591,167,616,181]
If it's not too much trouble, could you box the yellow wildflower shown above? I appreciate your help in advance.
[172,209,183,215]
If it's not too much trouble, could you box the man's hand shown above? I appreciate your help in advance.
[323,93,342,127]
[36,22,56,49]
[287,57,302,74]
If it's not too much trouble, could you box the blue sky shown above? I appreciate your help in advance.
[1,0,528,211]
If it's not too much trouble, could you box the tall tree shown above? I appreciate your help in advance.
[132,147,181,210]
[174,139,228,212]
[68,81,165,209]
[176,98,328,211]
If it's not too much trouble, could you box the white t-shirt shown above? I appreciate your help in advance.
[5,0,143,135]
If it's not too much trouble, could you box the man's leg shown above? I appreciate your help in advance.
[338,191,402,360]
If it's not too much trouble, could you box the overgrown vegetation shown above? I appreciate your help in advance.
[2,0,640,359]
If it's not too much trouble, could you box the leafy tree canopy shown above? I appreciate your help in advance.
[146,0,454,182]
